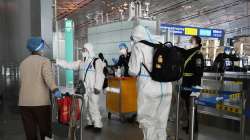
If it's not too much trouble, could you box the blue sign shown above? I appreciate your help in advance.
[160,23,224,38]
[212,29,224,38]
[199,29,212,37]
[160,24,185,35]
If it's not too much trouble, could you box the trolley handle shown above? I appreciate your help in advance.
[60,92,84,100]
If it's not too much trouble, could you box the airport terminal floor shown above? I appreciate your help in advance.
[0,74,249,140]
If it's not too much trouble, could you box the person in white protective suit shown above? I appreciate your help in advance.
[56,43,105,132]
[128,25,173,140]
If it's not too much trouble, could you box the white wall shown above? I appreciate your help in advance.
[4,0,40,64]
[1,0,53,64]
[87,20,157,64]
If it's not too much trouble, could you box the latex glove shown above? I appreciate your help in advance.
[55,59,61,66]
[54,90,62,98]
[50,59,56,63]
[191,86,202,92]
[190,92,201,98]
[190,86,202,98]
[94,88,101,95]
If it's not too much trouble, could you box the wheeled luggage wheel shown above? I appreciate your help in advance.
[119,114,126,123]
[108,112,112,120]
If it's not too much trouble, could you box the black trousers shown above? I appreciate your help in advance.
[20,106,52,140]
[181,90,199,132]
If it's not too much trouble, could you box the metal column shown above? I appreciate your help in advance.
[189,96,196,140]
[240,90,246,140]
[175,83,181,140]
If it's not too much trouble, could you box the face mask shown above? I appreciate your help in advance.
[37,49,45,56]
[232,50,235,55]
[190,38,199,48]
[130,41,134,47]
[225,51,230,55]
[120,49,127,55]
[191,42,199,48]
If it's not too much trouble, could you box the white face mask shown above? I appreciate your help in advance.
[120,49,127,55]
[130,41,134,47]
[37,49,45,56]
[232,50,235,55]
[225,51,230,55]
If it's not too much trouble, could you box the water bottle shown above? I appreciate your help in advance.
[116,67,121,77]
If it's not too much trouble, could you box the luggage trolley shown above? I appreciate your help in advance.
[106,77,137,122]
[51,63,85,140]
[52,89,84,140]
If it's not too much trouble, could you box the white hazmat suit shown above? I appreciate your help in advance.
[56,43,105,128]
[129,25,172,140]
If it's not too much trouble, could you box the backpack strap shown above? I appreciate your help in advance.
[93,58,99,69]
[139,40,165,76]
[83,58,95,82]
[139,40,166,77]
[141,63,151,75]
[139,40,155,47]
[139,40,161,48]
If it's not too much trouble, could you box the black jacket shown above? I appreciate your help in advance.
[213,53,240,72]
[116,52,131,76]
[178,46,204,87]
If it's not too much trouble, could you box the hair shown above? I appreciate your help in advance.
[31,51,41,55]
[98,53,104,60]
[191,36,202,45]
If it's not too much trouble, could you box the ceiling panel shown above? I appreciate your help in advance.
[57,0,250,38]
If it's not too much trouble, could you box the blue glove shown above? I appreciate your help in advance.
[54,90,62,98]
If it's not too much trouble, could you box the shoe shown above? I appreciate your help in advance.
[84,125,94,130]
[182,126,189,134]
[93,127,102,133]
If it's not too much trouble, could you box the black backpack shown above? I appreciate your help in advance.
[139,40,184,82]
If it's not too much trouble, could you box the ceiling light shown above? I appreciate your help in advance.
[123,2,128,7]
[182,5,192,9]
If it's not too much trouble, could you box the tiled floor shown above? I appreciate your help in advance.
[0,75,249,140]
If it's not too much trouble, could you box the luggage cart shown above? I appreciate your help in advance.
[52,91,84,140]
[51,63,85,140]
[106,77,137,122]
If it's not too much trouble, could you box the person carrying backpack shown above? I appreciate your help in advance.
[56,43,105,132]
[129,25,173,140]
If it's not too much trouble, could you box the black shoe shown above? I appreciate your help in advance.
[93,127,102,133]
[127,114,137,123]
[84,125,94,130]
[182,126,189,134]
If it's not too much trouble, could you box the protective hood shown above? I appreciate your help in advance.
[131,25,154,43]
[83,43,95,59]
